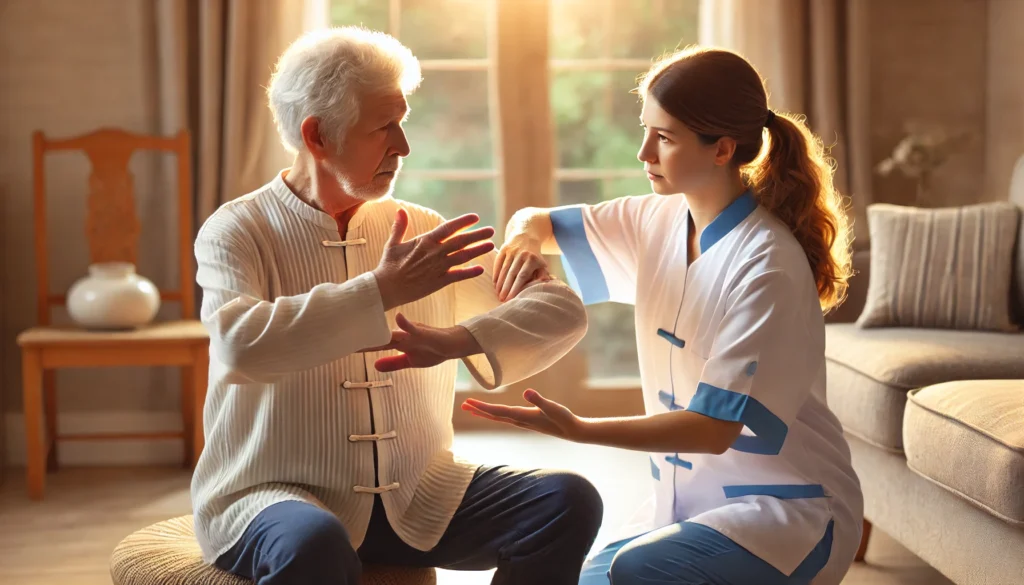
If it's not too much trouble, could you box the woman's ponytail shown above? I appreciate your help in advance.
[744,112,853,314]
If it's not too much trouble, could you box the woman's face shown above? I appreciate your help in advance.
[637,95,724,196]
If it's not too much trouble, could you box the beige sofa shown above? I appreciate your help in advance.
[823,157,1024,585]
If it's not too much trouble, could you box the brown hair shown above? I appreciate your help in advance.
[638,46,853,314]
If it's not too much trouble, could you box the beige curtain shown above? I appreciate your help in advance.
[699,0,871,244]
[153,0,321,226]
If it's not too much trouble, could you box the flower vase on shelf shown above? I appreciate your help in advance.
[875,121,973,208]
[67,262,160,330]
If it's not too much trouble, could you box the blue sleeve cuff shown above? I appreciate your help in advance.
[550,207,609,305]
[687,382,789,455]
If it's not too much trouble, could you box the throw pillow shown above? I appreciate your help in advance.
[857,201,1021,331]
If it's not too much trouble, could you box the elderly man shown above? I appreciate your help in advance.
[190,26,601,585]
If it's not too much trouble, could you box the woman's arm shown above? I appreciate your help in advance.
[578,411,744,455]
[463,389,744,456]
[503,207,563,255]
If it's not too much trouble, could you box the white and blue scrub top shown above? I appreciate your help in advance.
[550,190,863,578]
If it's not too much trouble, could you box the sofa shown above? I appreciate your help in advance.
[823,156,1024,585]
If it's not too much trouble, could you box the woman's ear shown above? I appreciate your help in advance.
[713,137,737,166]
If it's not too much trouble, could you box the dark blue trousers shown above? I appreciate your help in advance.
[214,465,603,585]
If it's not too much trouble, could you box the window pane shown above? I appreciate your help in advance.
[556,180,641,380]
[330,0,389,30]
[553,71,644,169]
[405,71,493,170]
[393,178,499,237]
[551,0,700,60]
[559,175,650,206]
[603,175,652,201]
[401,0,489,59]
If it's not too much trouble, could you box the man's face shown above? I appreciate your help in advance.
[327,90,411,202]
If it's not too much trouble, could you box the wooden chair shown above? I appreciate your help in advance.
[17,128,209,500]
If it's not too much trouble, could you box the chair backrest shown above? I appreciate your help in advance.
[1010,153,1024,323]
[32,128,194,326]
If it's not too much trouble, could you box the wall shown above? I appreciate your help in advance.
[868,0,992,209]
[985,0,1024,199]
[1,0,184,467]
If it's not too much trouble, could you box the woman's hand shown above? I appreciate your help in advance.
[493,235,552,302]
[370,313,483,372]
[461,389,585,441]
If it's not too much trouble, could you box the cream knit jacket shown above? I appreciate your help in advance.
[189,173,588,562]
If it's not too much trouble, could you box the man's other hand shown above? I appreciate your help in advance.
[367,313,483,372]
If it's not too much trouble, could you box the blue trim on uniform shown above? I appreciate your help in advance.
[550,207,609,305]
[699,190,758,253]
[791,520,835,580]
[687,382,789,455]
[658,390,684,411]
[649,457,661,480]
[723,484,827,499]
[665,455,693,470]
[656,328,685,348]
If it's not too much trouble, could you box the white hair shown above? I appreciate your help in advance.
[267,26,422,153]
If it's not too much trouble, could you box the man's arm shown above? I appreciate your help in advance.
[454,247,588,390]
[196,214,393,384]
[199,207,495,384]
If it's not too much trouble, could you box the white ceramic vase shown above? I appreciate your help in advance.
[67,262,160,330]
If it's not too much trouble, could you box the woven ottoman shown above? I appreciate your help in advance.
[110,515,436,585]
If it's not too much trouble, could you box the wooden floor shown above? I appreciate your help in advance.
[0,431,952,585]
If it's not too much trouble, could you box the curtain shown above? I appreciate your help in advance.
[152,0,323,227]
[699,0,872,244]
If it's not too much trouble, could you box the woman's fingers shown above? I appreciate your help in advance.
[498,254,529,301]
[494,249,517,295]
[505,260,546,300]
[493,249,509,287]
[461,402,528,428]
[462,399,530,419]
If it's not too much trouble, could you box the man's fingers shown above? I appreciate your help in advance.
[385,208,409,247]
[359,330,410,353]
[443,265,486,285]
[394,313,418,334]
[445,242,495,267]
[375,354,412,372]
[429,213,480,242]
[441,226,495,254]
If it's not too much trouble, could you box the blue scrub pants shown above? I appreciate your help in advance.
[579,519,834,585]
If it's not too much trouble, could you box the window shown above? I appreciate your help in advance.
[550,0,700,382]
[330,0,701,412]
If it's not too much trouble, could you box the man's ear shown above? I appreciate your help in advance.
[300,116,330,159]
[713,137,737,166]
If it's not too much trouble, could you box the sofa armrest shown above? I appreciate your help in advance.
[826,249,870,324]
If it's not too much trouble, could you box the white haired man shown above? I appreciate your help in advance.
[189,26,602,585]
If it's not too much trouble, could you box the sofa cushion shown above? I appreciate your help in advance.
[824,324,1024,451]
[856,202,1020,332]
[903,380,1024,525]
